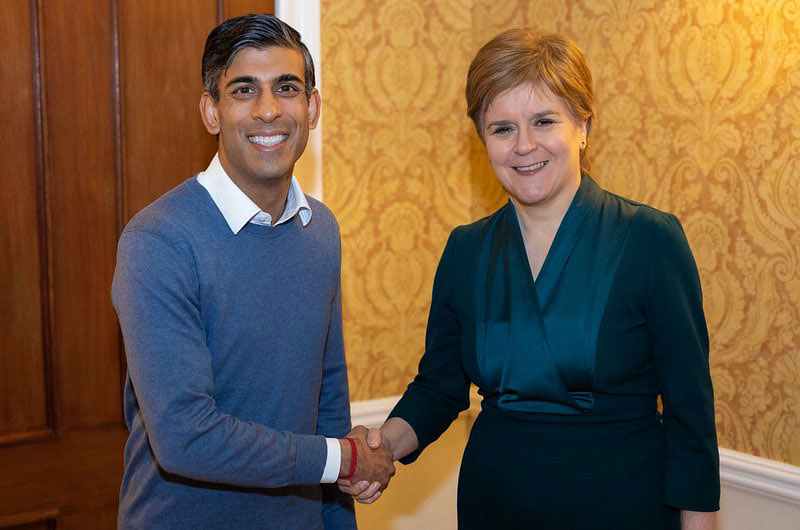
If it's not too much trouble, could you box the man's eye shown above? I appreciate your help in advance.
[277,84,300,94]
[232,86,255,95]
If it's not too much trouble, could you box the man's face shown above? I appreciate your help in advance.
[200,46,320,188]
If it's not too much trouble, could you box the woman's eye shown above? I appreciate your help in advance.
[536,118,555,127]
[492,126,512,135]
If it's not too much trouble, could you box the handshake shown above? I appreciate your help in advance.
[337,425,395,504]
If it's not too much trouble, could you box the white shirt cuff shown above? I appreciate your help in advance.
[320,437,341,483]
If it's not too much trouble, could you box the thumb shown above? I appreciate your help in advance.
[367,427,382,449]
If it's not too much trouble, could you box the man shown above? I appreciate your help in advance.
[112,14,393,528]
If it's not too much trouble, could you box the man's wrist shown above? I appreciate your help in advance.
[339,437,358,479]
[338,438,352,478]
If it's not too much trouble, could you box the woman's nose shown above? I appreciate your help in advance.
[513,126,537,155]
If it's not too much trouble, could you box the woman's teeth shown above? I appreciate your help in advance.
[516,160,547,171]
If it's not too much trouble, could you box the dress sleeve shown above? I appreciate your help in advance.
[112,229,327,488]
[315,235,356,528]
[645,213,720,511]
[389,229,472,464]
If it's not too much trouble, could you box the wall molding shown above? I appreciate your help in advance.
[351,396,800,506]
[720,447,800,506]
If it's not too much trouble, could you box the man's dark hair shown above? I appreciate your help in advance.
[201,14,315,101]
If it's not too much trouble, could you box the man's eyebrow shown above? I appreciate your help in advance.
[273,74,304,85]
[223,73,304,90]
[225,75,257,88]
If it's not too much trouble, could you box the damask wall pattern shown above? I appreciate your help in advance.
[321,0,800,466]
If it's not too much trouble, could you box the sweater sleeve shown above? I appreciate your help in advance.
[645,213,720,511]
[315,239,356,528]
[112,229,327,488]
[389,229,472,464]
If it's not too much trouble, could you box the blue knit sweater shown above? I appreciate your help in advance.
[112,177,355,528]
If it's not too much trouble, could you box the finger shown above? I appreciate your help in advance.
[356,490,382,505]
[338,484,362,496]
[338,479,371,496]
[366,428,382,449]
[356,481,381,501]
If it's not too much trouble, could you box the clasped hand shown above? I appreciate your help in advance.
[339,425,392,504]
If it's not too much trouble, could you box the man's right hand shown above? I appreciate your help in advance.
[337,424,385,503]
[338,425,395,495]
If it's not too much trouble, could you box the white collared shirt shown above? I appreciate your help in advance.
[197,153,312,233]
[197,154,341,483]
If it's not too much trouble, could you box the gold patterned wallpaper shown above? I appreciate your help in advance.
[321,0,800,466]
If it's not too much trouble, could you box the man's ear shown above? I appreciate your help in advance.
[199,91,220,135]
[307,88,321,130]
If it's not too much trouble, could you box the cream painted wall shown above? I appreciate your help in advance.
[275,0,323,199]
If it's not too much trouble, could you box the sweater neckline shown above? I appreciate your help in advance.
[184,176,304,239]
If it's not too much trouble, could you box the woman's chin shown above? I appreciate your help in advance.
[508,190,550,209]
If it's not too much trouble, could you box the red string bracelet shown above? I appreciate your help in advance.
[342,437,357,479]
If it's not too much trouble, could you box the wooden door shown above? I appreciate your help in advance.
[0,1,273,527]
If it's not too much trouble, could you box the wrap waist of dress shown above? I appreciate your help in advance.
[480,392,658,424]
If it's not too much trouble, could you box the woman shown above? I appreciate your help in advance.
[341,29,720,529]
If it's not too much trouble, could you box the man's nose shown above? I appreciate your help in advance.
[253,92,281,122]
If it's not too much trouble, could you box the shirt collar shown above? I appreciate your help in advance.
[197,153,312,234]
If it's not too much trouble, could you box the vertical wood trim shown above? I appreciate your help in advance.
[217,0,225,24]
[111,0,123,237]
[31,0,56,435]
[110,0,127,423]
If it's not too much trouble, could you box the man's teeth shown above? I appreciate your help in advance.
[516,161,548,171]
[249,135,288,146]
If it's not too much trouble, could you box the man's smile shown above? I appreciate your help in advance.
[248,134,289,147]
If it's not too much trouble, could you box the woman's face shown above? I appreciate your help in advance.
[482,83,587,210]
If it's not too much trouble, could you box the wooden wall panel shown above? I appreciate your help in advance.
[120,1,219,220]
[0,1,275,525]
[5,523,54,530]
[0,507,58,529]
[2,522,54,530]
[0,0,49,441]
[60,505,116,530]
[40,0,121,428]
[0,428,126,525]
[224,0,275,18]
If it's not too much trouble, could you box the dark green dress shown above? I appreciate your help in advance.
[389,174,719,530]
